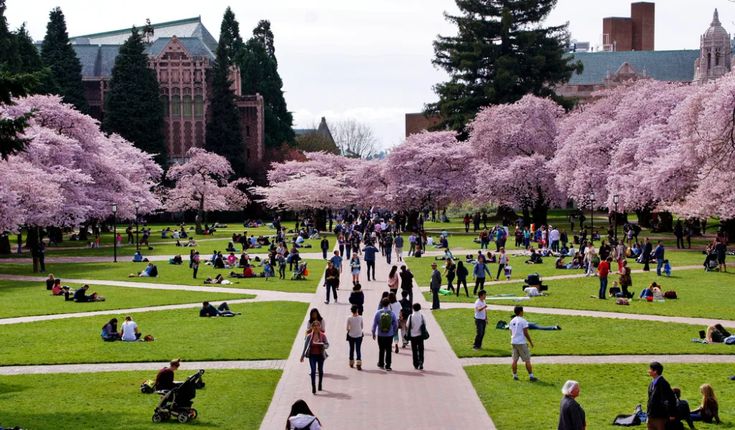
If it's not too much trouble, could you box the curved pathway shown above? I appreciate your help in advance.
[460,354,735,366]
[0,359,286,376]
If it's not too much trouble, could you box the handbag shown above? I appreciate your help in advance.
[420,322,430,340]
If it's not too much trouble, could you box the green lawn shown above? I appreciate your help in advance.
[0,369,281,429]
[0,259,327,293]
[0,280,253,319]
[0,301,307,365]
[425,270,735,320]
[466,363,734,429]
[434,309,731,358]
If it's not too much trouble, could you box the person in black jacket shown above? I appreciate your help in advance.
[646,361,677,430]
[670,387,695,430]
[348,283,364,315]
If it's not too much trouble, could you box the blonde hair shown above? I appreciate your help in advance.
[700,384,718,410]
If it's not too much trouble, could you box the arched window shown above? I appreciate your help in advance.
[194,95,204,117]
[171,95,181,116]
[716,51,721,66]
[161,96,169,116]
[707,52,712,68]
[183,95,192,117]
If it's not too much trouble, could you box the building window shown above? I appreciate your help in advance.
[246,125,250,137]
[171,95,181,116]
[716,51,721,66]
[161,96,169,116]
[194,95,204,117]
[183,95,192,117]
[707,52,711,69]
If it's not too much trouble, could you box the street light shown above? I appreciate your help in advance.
[135,203,140,252]
[613,194,620,242]
[112,203,118,263]
[589,191,595,244]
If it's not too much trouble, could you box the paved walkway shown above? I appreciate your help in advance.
[439,302,735,328]
[259,252,496,430]
[460,354,735,366]
[0,360,286,375]
[0,274,313,303]
[0,252,327,264]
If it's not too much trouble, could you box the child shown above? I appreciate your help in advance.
[277,254,286,280]
[504,264,512,280]
[263,260,274,280]
[663,259,671,277]
[608,281,622,298]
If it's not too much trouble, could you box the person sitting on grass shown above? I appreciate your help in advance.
[435,248,454,261]
[74,284,101,302]
[132,250,144,262]
[100,318,121,341]
[690,383,721,424]
[555,256,567,269]
[525,248,543,264]
[226,241,237,253]
[120,315,142,341]
[169,255,183,265]
[226,252,237,268]
[185,237,196,247]
[129,262,158,278]
[200,301,238,317]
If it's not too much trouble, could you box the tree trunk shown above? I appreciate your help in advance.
[48,227,63,244]
[195,197,205,235]
[721,219,735,243]
[531,202,549,226]
[17,232,22,254]
[522,207,531,227]
[406,210,420,232]
[636,206,653,228]
[79,222,90,242]
[0,234,10,254]
[315,209,327,232]
[28,227,40,273]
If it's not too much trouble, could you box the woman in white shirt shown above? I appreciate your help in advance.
[120,315,140,341]
[388,292,403,353]
[346,305,364,370]
[407,303,425,370]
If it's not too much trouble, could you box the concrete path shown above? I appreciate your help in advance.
[0,360,286,375]
[0,252,327,264]
[0,274,314,303]
[460,354,735,366]
[439,302,735,328]
[259,252,496,430]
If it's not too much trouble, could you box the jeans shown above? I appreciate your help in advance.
[308,355,324,389]
[456,278,469,296]
[385,250,392,264]
[431,288,440,309]
[325,283,338,303]
[410,336,424,368]
[366,260,376,281]
[377,335,392,368]
[348,335,363,361]
[346,246,351,259]
[474,318,486,348]
[528,323,558,330]
[322,249,328,259]
[402,288,413,305]
[656,258,664,276]
[599,276,608,299]
[551,240,559,252]
[474,277,486,295]
[192,266,198,279]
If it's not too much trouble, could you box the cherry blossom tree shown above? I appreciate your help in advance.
[165,147,250,234]
[468,95,564,224]
[252,173,357,211]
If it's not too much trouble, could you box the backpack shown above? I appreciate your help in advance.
[663,290,677,299]
[379,310,393,333]
[715,324,732,338]
[294,417,316,430]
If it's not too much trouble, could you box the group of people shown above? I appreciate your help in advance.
[100,315,143,341]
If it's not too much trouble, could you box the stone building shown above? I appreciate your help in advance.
[68,17,264,167]
[694,9,732,83]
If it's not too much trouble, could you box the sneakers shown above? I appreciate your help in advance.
[394,344,399,353]
[513,375,519,381]
[377,364,384,369]
[472,346,480,350]
[324,301,329,304]
[555,325,561,330]
[385,367,392,371]
[418,364,424,370]
[530,376,538,382]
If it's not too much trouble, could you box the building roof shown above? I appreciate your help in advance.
[567,50,700,85]
[70,17,218,53]
[147,37,214,60]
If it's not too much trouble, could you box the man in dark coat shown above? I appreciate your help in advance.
[646,361,677,430]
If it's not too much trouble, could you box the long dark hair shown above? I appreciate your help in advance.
[308,308,323,323]
[389,265,398,278]
[103,318,118,331]
[286,399,319,429]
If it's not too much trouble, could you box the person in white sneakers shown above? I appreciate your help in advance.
[509,306,537,382]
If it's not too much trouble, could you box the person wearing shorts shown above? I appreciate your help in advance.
[509,305,537,382]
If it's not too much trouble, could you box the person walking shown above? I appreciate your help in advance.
[456,261,470,297]
[473,290,488,350]
[300,322,329,394]
[350,254,361,285]
[653,240,665,276]
[496,247,508,281]
[349,283,365,316]
[406,302,426,370]
[399,265,414,304]
[387,265,399,295]
[394,234,404,262]
[324,261,339,304]
[286,399,322,430]
[384,233,393,264]
[473,255,492,295]
[597,257,611,299]
[191,251,200,279]
[646,361,677,430]
[642,237,653,272]
[346,305,363,370]
[444,258,456,293]
[430,262,442,310]
[320,237,329,260]
[372,298,398,371]
[558,380,586,430]
[363,241,378,281]
[510,306,537,382]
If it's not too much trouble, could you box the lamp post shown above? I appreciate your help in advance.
[613,194,620,243]
[135,203,140,252]
[589,191,595,244]
[112,203,118,263]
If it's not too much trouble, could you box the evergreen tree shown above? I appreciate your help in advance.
[205,8,246,178]
[239,20,294,149]
[40,7,88,112]
[427,0,582,136]
[103,28,166,165]
[15,24,56,93]
[0,0,19,71]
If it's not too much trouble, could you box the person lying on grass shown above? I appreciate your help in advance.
[496,318,561,331]
[204,274,233,285]
[200,301,239,317]
[128,263,158,278]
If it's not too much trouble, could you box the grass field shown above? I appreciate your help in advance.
[434,309,731,358]
[0,301,307,365]
[423,269,735,320]
[0,259,327,293]
[0,280,252,319]
[466,363,734,429]
[0,369,281,430]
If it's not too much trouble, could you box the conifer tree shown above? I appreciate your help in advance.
[103,28,166,165]
[205,7,246,178]
[40,7,88,112]
[427,0,582,136]
[239,20,294,149]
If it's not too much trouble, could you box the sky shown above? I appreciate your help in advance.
[5,0,734,149]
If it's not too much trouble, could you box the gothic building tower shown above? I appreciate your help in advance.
[695,9,732,83]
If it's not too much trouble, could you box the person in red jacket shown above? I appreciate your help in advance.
[597,257,611,299]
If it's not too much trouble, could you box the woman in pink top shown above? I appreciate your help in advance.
[387,265,399,294]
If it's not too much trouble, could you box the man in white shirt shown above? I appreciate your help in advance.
[509,306,536,381]
[473,290,488,350]
[549,227,560,252]
[120,315,141,341]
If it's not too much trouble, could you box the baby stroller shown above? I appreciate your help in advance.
[291,262,308,280]
[152,369,205,424]
[704,253,719,271]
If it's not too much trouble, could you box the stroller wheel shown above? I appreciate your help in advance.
[152,413,163,423]
[177,413,189,423]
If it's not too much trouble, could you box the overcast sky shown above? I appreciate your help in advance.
[5,0,734,149]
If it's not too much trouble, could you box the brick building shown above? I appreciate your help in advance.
[68,17,264,168]
[602,2,655,52]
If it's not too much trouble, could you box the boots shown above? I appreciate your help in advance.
[311,383,316,394]
[356,360,362,370]
[318,375,323,391]
[349,359,354,368]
